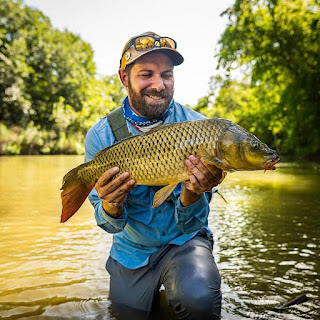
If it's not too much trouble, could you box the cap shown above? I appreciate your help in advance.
[119,31,184,69]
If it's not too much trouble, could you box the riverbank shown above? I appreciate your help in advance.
[0,123,84,155]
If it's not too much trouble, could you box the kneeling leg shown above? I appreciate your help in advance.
[163,238,221,320]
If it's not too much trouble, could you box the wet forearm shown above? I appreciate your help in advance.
[102,200,124,218]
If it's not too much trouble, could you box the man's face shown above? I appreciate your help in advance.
[125,52,174,119]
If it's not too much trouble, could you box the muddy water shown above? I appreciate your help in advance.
[0,156,319,319]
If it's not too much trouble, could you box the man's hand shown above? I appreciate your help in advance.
[95,167,136,218]
[180,155,224,207]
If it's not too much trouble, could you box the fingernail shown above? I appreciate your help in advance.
[123,172,129,178]
[112,167,119,173]
[186,160,192,166]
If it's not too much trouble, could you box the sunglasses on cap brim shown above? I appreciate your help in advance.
[123,35,177,53]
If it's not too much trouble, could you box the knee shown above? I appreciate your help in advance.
[172,286,222,320]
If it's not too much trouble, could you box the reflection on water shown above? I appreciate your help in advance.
[0,157,319,319]
[210,163,320,319]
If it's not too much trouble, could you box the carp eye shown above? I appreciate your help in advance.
[251,140,260,150]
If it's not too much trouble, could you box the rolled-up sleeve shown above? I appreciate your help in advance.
[94,198,128,233]
[86,186,128,233]
[174,191,212,234]
[85,124,127,233]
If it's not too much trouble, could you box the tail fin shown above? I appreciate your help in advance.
[60,166,94,223]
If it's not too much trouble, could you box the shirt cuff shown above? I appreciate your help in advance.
[174,194,209,234]
[97,202,128,230]
[176,194,207,222]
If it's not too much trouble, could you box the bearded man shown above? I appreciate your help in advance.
[84,32,222,320]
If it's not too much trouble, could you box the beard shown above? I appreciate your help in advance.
[127,79,174,119]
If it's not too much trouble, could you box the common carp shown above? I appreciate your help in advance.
[60,118,280,222]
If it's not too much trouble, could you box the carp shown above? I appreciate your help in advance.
[60,118,280,222]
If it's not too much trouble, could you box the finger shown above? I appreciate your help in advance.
[105,172,131,194]
[103,179,136,203]
[184,176,202,195]
[105,184,134,204]
[186,156,210,188]
[189,155,211,176]
[184,163,203,191]
[201,160,223,182]
[98,171,132,197]
[190,156,223,186]
[96,167,120,187]
[96,171,131,200]
[189,174,203,193]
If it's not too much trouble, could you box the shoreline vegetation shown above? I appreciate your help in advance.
[1,0,319,159]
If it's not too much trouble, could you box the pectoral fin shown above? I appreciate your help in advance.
[152,183,178,208]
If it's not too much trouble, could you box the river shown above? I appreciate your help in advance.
[0,156,319,319]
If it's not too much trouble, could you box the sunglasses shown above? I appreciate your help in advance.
[125,35,177,53]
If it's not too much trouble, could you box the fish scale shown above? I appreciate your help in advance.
[79,121,207,186]
[60,118,280,222]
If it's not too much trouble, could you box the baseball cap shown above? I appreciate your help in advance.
[119,31,184,69]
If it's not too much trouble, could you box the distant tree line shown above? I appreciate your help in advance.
[194,0,320,159]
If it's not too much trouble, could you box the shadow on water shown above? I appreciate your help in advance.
[0,157,319,319]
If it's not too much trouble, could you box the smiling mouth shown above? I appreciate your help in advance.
[264,157,280,171]
[146,94,164,100]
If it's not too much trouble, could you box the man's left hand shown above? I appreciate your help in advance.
[180,155,225,206]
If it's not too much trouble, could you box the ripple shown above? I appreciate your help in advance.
[294,262,315,270]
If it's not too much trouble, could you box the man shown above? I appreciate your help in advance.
[84,32,222,320]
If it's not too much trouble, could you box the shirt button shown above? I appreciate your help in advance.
[158,210,162,213]
[162,232,166,236]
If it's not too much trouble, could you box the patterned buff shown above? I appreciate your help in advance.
[121,96,174,132]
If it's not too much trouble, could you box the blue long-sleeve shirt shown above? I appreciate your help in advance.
[84,100,213,269]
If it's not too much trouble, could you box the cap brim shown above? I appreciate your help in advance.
[125,47,184,69]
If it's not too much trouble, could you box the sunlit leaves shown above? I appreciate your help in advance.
[0,0,126,154]
[196,0,320,158]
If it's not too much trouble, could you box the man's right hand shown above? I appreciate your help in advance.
[95,167,136,218]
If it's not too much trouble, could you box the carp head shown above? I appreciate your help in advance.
[216,124,280,171]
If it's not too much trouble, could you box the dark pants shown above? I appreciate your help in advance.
[106,232,222,320]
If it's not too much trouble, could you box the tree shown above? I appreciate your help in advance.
[0,0,96,128]
[197,0,320,158]
[0,0,126,155]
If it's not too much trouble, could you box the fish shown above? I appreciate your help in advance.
[60,118,280,222]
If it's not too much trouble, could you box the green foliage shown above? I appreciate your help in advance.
[195,0,320,158]
[0,0,96,128]
[75,75,126,133]
[0,0,126,155]
[0,122,82,155]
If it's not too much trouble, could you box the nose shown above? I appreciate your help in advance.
[152,74,165,92]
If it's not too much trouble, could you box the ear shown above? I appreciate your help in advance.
[118,69,129,88]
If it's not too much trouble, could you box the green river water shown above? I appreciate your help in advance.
[0,155,319,319]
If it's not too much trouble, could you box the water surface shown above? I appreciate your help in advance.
[0,156,319,319]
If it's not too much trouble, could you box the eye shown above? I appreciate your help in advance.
[162,72,173,79]
[251,140,260,150]
[141,73,152,78]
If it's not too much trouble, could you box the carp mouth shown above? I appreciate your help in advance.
[264,157,280,171]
